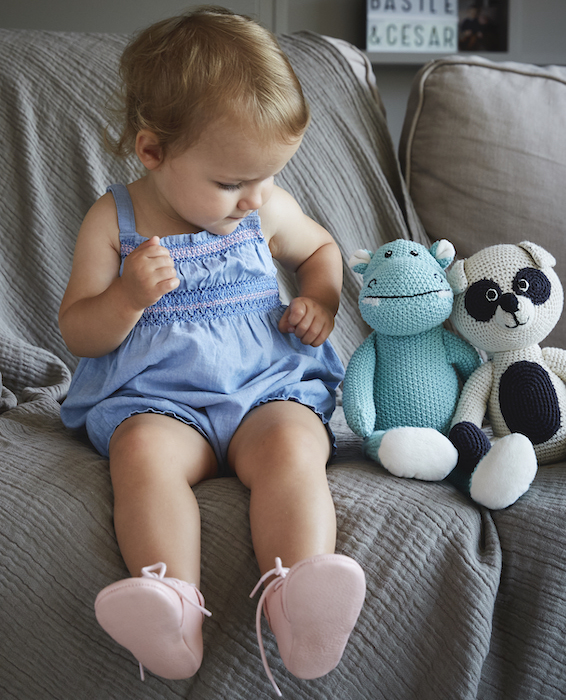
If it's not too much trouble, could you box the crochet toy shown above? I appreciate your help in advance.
[343,239,480,480]
[447,241,566,509]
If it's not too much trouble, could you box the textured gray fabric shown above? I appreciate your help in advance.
[399,55,566,349]
[0,28,564,700]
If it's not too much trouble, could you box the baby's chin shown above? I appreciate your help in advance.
[206,218,245,236]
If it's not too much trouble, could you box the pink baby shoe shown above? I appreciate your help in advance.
[95,562,211,680]
[251,553,366,696]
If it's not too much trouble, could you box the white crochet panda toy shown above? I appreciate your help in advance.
[446,241,566,509]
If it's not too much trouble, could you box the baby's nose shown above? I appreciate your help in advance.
[239,188,263,211]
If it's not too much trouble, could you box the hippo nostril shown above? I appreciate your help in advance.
[499,293,519,314]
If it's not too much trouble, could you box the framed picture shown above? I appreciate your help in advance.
[458,1,509,53]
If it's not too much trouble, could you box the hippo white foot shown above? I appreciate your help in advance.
[378,427,458,481]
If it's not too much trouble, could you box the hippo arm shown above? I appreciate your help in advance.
[343,333,377,438]
[442,329,481,383]
[451,361,494,429]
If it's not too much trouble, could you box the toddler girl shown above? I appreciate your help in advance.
[59,7,365,695]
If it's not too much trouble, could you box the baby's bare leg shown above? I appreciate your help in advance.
[227,401,336,575]
[109,413,218,585]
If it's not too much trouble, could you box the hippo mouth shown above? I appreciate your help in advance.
[362,289,452,305]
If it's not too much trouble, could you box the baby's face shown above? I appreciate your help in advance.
[152,121,302,236]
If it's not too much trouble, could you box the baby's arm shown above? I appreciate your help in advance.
[59,192,179,357]
[260,186,342,347]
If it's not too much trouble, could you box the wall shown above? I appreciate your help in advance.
[2,0,565,149]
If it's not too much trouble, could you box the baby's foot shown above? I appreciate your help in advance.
[95,562,211,680]
[251,554,366,695]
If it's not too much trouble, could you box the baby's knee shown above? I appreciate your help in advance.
[110,414,155,458]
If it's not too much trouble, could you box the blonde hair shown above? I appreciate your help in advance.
[106,5,310,157]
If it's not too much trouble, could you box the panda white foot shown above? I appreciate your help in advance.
[470,433,538,509]
[378,427,459,481]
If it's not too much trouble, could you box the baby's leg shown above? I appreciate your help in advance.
[95,413,217,680]
[228,401,336,574]
[228,402,365,691]
[108,412,218,584]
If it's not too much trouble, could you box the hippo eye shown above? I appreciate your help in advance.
[384,251,392,258]
[512,268,551,305]
[465,279,502,322]
[410,250,419,256]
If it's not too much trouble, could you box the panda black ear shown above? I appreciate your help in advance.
[518,241,556,269]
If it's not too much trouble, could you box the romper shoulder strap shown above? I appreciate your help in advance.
[106,184,136,234]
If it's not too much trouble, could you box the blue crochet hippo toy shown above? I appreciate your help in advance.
[343,238,480,480]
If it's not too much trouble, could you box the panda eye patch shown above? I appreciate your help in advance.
[512,267,551,305]
[464,279,502,322]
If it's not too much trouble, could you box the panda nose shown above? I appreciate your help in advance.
[499,293,519,314]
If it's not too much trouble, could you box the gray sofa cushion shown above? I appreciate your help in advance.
[399,56,566,348]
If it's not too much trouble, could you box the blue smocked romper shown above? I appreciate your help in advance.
[60,184,344,471]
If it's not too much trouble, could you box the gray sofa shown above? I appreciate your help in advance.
[1,28,566,700]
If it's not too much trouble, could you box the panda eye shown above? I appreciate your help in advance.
[465,279,502,322]
[513,267,551,305]
[384,251,392,258]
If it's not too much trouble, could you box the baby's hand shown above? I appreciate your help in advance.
[279,296,335,347]
[121,236,179,311]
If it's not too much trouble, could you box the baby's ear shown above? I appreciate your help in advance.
[135,130,165,170]
[430,239,455,269]
[348,249,373,275]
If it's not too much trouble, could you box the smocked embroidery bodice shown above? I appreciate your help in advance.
[119,213,281,326]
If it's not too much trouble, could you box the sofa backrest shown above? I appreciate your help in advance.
[0,29,422,394]
[399,55,566,348]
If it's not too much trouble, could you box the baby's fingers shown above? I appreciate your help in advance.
[137,235,161,248]
[295,314,328,346]
[286,298,308,327]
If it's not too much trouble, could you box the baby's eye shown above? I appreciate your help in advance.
[217,182,242,191]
